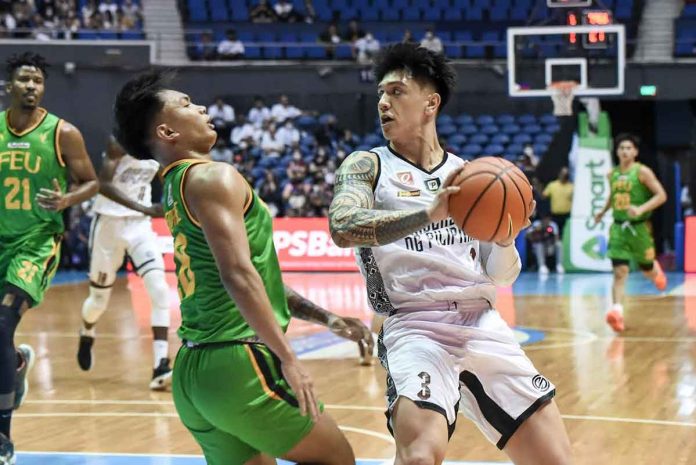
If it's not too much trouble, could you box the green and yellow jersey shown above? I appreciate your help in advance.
[610,163,653,223]
[0,108,67,241]
[162,159,290,344]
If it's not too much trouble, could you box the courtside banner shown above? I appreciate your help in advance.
[152,217,358,272]
[566,146,613,272]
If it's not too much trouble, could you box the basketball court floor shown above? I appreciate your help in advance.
[11,270,696,465]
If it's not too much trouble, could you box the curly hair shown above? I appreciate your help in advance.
[6,52,49,80]
[113,69,175,160]
[373,43,457,110]
[614,133,640,153]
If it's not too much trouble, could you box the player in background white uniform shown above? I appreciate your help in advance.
[329,44,572,465]
[77,136,173,390]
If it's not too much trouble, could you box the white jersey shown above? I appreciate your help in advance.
[357,146,497,315]
[93,154,159,217]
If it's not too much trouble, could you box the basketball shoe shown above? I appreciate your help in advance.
[77,331,95,371]
[0,432,14,465]
[149,358,172,391]
[14,344,35,410]
[606,304,625,333]
[652,260,667,292]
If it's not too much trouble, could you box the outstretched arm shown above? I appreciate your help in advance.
[328,151,463,248]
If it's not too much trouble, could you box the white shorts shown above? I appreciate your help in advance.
[379,308,555,449]
[88,214,164,287]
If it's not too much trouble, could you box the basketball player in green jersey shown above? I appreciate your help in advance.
[594,133,667,333]
[113,71,356,465]
[0,52,99,464]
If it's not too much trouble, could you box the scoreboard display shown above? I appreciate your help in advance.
[567,9,614,49]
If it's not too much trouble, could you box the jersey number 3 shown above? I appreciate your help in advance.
[4,177,31,210]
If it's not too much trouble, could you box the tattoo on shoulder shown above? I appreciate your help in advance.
[335,152,378,185]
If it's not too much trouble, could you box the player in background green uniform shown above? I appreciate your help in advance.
[594,133,667,333]
[113,70,360,465]
[0,53,99,464]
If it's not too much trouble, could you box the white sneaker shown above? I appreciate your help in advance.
[539,265,549,275]
[556,264,565,274]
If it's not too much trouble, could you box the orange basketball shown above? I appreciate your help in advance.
[449,157,534,243]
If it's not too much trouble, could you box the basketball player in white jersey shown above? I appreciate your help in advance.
[77,136,173,390]
[329,44,572,464]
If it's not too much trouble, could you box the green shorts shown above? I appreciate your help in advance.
[172,342,320,465]
[607,220,655,266]
[0,234,61,306]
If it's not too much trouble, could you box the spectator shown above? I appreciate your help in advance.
[217,28,245,60]
[230,113,260,149]
[286,149,308,181]
[210,138,234,164]
[420,28,443,55]
[32,14,52,40]
[82,0,97,23]
[250,0,276,23]
[208,97,236,142]
[319,23,341,59]
[338,128,359,151]
[343,19,365,43]
[314,114,340,147]
[541,166,573,235]
[302,0,316,23]
[257,170,283,216]
[248,96,271,128]
[308,146,329,178]
[121,0,142,25]
[308,175,333,217]
[270,94,302,124]
[276,119,300,147]
[282,179,310,217]
[98,0,118,24]
[354,31,380,65]
[193,31,217,60]
[274,0,299,22]
[526,215,564,275]
[402,29,416,44]
[260,122,285,157]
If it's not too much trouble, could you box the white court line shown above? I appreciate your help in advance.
[339,426,395,444]
[598,336,696,343]
[16,405,696,428]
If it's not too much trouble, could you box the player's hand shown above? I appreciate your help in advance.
[426,164,466,222]
[627,205,641,218]
[142,203,164,218]
[329,316,375,366]
[496,199,536,247]
[593,212,604,225]
[281,357,320,422]
[36,178,70,211]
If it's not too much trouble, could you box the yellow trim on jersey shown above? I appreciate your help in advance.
[161,158,204,178]
[54,119,65,167]
[243,345,283,402]
[179,160,209,229]
[6,108,48,137]
[243,182,254,215]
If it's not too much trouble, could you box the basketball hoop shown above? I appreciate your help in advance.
[549,81,578,116]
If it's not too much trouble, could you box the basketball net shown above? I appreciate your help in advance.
[549,81,578,117]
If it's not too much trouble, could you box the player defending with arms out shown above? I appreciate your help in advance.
[113,70,362,465]
[594,133,667,333]
[329,43,572,465]
[0,52,98,464]
[77,135,174,390]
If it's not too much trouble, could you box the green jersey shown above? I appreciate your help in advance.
[610,162,653,223]
[0,109,67,241]
[162,159,290,344]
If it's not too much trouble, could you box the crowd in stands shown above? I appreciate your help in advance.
[0,0,142,39]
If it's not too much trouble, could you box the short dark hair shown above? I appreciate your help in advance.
[614,133,640,152]
[373,43,456,110]
[6,52,48,80]
[113,69,175,160]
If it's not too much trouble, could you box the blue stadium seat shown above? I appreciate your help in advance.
[522,124,542,134]
[120,31,145,40]
[402,7,421,21]
[445,44,462,58]
[361,7,379,21]
[491,134,510,145]
[285,44,304,59]
[510,6,528,21]
[455,114,474,125]
[476,114,495,125]
[448,134,467,146]
[423,7,441,21]
[517,114,537,124]
[480,124,499,135]
[245,45,262,58]
[335,44,353,59]
[364,134,383,146]
[438,114,453,125]
[496,114,515,125]
[534,133,553,144]
[501,123,521,134]
[305,45,327,59]
[533,143,548,155]
[465,6,483,21]
[539,114,557,125]
[381,8,400,21]
[462,144,482,157]
[513,133,532,144]
[77,31,98,39]
[230,4,249,21]
[506,143,523,155]
[490,7,508,22]
[484,144,505,156]
[438,124,457,137]
[460,124,478,135]
[99,31,119,39]
[544,123,560,133]
[469,134,489,145]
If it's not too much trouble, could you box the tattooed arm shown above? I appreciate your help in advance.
[328,151,464,248]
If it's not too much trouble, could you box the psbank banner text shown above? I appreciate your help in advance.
[152,217,358,272]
